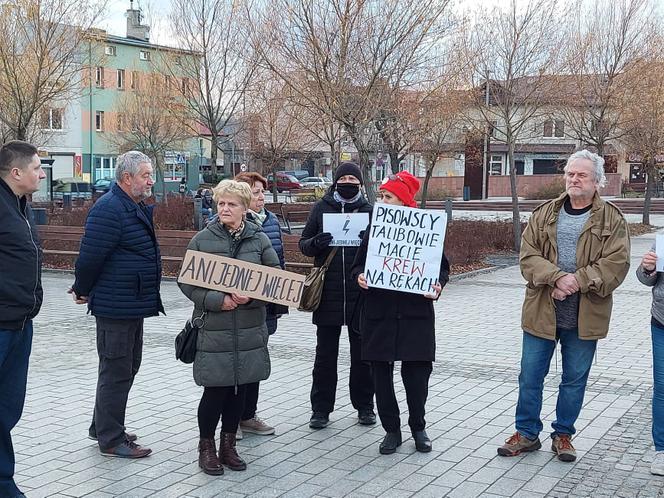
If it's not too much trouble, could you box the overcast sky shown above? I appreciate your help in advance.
[101,0,509,44]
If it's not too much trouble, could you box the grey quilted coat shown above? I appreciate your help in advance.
[178,219,281,387]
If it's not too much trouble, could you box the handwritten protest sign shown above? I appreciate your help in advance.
[364,204,446,296]
[323,212,370,246]
[178,250,306,307]
[657,234,664,272]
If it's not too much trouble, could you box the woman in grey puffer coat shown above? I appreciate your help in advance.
[637,246,664,476]
[179,180,280,476]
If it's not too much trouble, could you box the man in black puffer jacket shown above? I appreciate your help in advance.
[0,141,45,498]
[71,151,163,459]
[299,162,375,430]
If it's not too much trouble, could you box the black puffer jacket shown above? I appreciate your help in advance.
[0,178,43,330]
[299,193,372,326]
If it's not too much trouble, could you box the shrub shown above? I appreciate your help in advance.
[445,219,525,265]
[416,185,455,201]
[524,177,565,200]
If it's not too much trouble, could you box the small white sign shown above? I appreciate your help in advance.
[323,213,370,246]
[657,234,664,272]
[364,204,447,296]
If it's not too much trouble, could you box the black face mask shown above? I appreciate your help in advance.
[336,183,360,200]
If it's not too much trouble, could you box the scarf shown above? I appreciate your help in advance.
[250,209,268,226]
[333,190,362,206]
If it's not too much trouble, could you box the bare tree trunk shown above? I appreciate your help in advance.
[271,160,279,202]
[329,141,339,172]
[507,139,521,252]
[420,158,435,209]
[210,135,219,177]
[389,150,400,174]
[357,147,376,203]
[643,160,655,226]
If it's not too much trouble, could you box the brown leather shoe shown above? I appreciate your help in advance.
[219,431,247,471]
[198,438,224,475]
[100,440,151,458]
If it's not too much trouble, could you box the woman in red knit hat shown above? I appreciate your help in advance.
[351,171,450,455]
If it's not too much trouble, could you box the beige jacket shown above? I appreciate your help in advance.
[520,192,630,341]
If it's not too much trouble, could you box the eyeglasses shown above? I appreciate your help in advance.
[381,174,405,185]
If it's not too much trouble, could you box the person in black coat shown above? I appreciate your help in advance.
[299,162,375,429]
[0,141,45,498]
[351,171,450,455]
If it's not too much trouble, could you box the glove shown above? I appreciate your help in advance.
[312,232,333,250]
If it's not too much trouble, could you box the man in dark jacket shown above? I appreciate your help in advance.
[70,151,163,459]
[0,140,45,498]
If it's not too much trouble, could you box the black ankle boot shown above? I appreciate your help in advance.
[379,431,402,455]
[412,430,432,453]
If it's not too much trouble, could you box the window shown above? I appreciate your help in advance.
[130,71,139,90]
[104,46,116,56]
[543,119,565,138]
[139,50,151,61]
[94,156,116,181]
[95,111,105,131]
[117,69,125,89]
[163,153,186,181]
[489,154,504,175]
[489,120,498,138]
[40,108,63,130]
[181,77,188,94]
[543,119,554,137]
[95,66,104,87]
[165,75,172,92]
[116,113,125,131]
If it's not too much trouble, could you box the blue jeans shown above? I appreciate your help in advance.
[0,322,33,498]
[652,323,664,451]
[515,329,596,440]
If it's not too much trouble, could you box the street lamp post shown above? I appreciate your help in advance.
[482,72,491,200]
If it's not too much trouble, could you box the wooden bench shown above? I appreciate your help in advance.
[37,225,313,271]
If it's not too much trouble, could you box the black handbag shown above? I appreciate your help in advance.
[175,313,205,364]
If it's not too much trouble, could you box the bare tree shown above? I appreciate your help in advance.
[168,0,255,178]
[622,31,664,225]
[109,73,193,197]
[558,0,652,159]
[417,88,467,208]
[250,0,453,201]
[0,0,106,141]
[241,71,318,200]
[462,0,565,251]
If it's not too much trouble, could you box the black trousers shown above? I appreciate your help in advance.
[310,325,374,415]
[372,361,432,433]
[91,317,143,450]
[198,385,247,438]
[242,382,259,421]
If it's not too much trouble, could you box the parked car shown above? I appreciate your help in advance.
[52,178,92,200]
[267,173,302,192]
[91,177,115,196]
[300,176,332,189]
[279,170,310,181]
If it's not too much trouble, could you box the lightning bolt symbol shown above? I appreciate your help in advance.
[342,219,351,235]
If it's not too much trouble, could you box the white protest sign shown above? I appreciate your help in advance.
[178,250,306,307]
[323,212,370,247]
[657,234,664,272]
[364,204,447,295]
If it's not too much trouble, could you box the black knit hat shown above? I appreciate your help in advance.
[333,161,363,185]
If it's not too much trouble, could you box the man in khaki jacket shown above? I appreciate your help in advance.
[497,149,630,462]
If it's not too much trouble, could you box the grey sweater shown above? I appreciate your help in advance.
[555,204,591,330]
[636,243,664,326]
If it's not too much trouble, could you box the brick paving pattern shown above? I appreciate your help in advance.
[11,230,664,497]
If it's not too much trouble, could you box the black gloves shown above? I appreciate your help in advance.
[312,232,333,250]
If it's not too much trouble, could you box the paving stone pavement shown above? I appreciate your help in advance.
[12,230,664,497]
